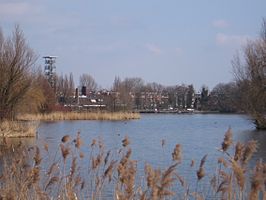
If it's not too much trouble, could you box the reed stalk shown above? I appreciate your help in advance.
[0,128,265,199]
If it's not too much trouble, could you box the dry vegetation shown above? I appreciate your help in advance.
[0,128,265,200]
[0,120,38,137]
[18,112,140,121]
[17,111,140,121]
[0,112,139,138]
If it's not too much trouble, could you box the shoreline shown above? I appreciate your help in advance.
[1,112,140,138]
[138,110,246,115]
[0,120,39,138]
[17,111,141,121]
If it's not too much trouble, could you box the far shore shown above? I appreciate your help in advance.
[0,112,140,138]
[0,120,39,138]
[17,111,141,121]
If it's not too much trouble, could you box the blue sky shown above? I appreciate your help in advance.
[1,0,265,91]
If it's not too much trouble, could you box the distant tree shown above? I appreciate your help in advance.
[209,82,239,113]
[110,77,145,111]
[200,86,209,110]
[0,25,40,120]
[164,86,175,109]
[233,19,266,129]
[112,76,121,92]
[79,73,97,93]
[126,77,144,109]
[69,72,75,95]
[175,85,188,109]
[56,73,75,104]
[186,84,195,108]
[37,73,56,113]
[19,71,55,114]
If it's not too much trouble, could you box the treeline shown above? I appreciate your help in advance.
[0,20,265,129]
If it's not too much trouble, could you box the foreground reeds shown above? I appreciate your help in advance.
[0,128,265,199]
[18,111,140,121]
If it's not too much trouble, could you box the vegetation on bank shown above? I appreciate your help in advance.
[18,112,140,121]
[0,129,265,199]
[232,19,266,129]
[0,20,265,130]
[0,120,38,137]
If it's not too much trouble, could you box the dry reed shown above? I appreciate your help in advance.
[18,111,140,121]
[0,120,38,137]
[0,128,265,200]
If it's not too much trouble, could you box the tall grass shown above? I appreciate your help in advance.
[0,129,265,199]
[0,120,38,137]
[18,111,140,121]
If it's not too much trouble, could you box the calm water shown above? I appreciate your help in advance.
[7,114,266,198]
[36,113,266,165]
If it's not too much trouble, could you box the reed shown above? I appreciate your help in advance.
[0,129,265,200]
[0,120,38,137]
[18,111,140,121]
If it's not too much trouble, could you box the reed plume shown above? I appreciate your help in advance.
[221,127,233,152]
[197,154,207,181]
[231,159,245,191]
[33,146,42,166]
[172,144,182,163]
[249,160,265,200]
[122,136,130,147]
[60,144,70,162]
[234,141,244,162]
[242,140,257,165]
[0,128,265,200]
[74,132,82,149]
[61,135,70,143]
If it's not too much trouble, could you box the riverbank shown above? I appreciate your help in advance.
[139,109,220,114]
[1,112,140,138]
[0,120,38,138]
[18,111,141,121]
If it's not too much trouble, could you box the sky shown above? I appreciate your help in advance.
[0,0,266,91]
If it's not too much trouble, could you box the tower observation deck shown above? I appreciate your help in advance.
[43,56,57,89]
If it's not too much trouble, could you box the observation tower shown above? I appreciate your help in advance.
[43,56,57,88]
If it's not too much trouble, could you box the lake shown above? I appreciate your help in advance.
[36,113,266,165]
[6,114,266,198]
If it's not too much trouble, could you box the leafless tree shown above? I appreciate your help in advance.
[79,73,97,93]
[233,19,266,129]
[56,73,75,104]
[110,77,145,111]
[209,82,239,112]
[0,25,38,120]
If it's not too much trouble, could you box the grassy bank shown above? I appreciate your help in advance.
[18,111,140,121]
[0,129,265,199]
[0,120,38,137]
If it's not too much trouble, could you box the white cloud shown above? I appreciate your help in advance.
[145,43,162,55]
[216,33,250,46]
[212,20,229,28]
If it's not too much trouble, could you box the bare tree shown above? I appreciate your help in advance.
[56,73,75,104]
[69,72,75,95]
[0,25,38,120]
[209,82,239,113]
[79,73,97,93]
[233,19,266,129]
